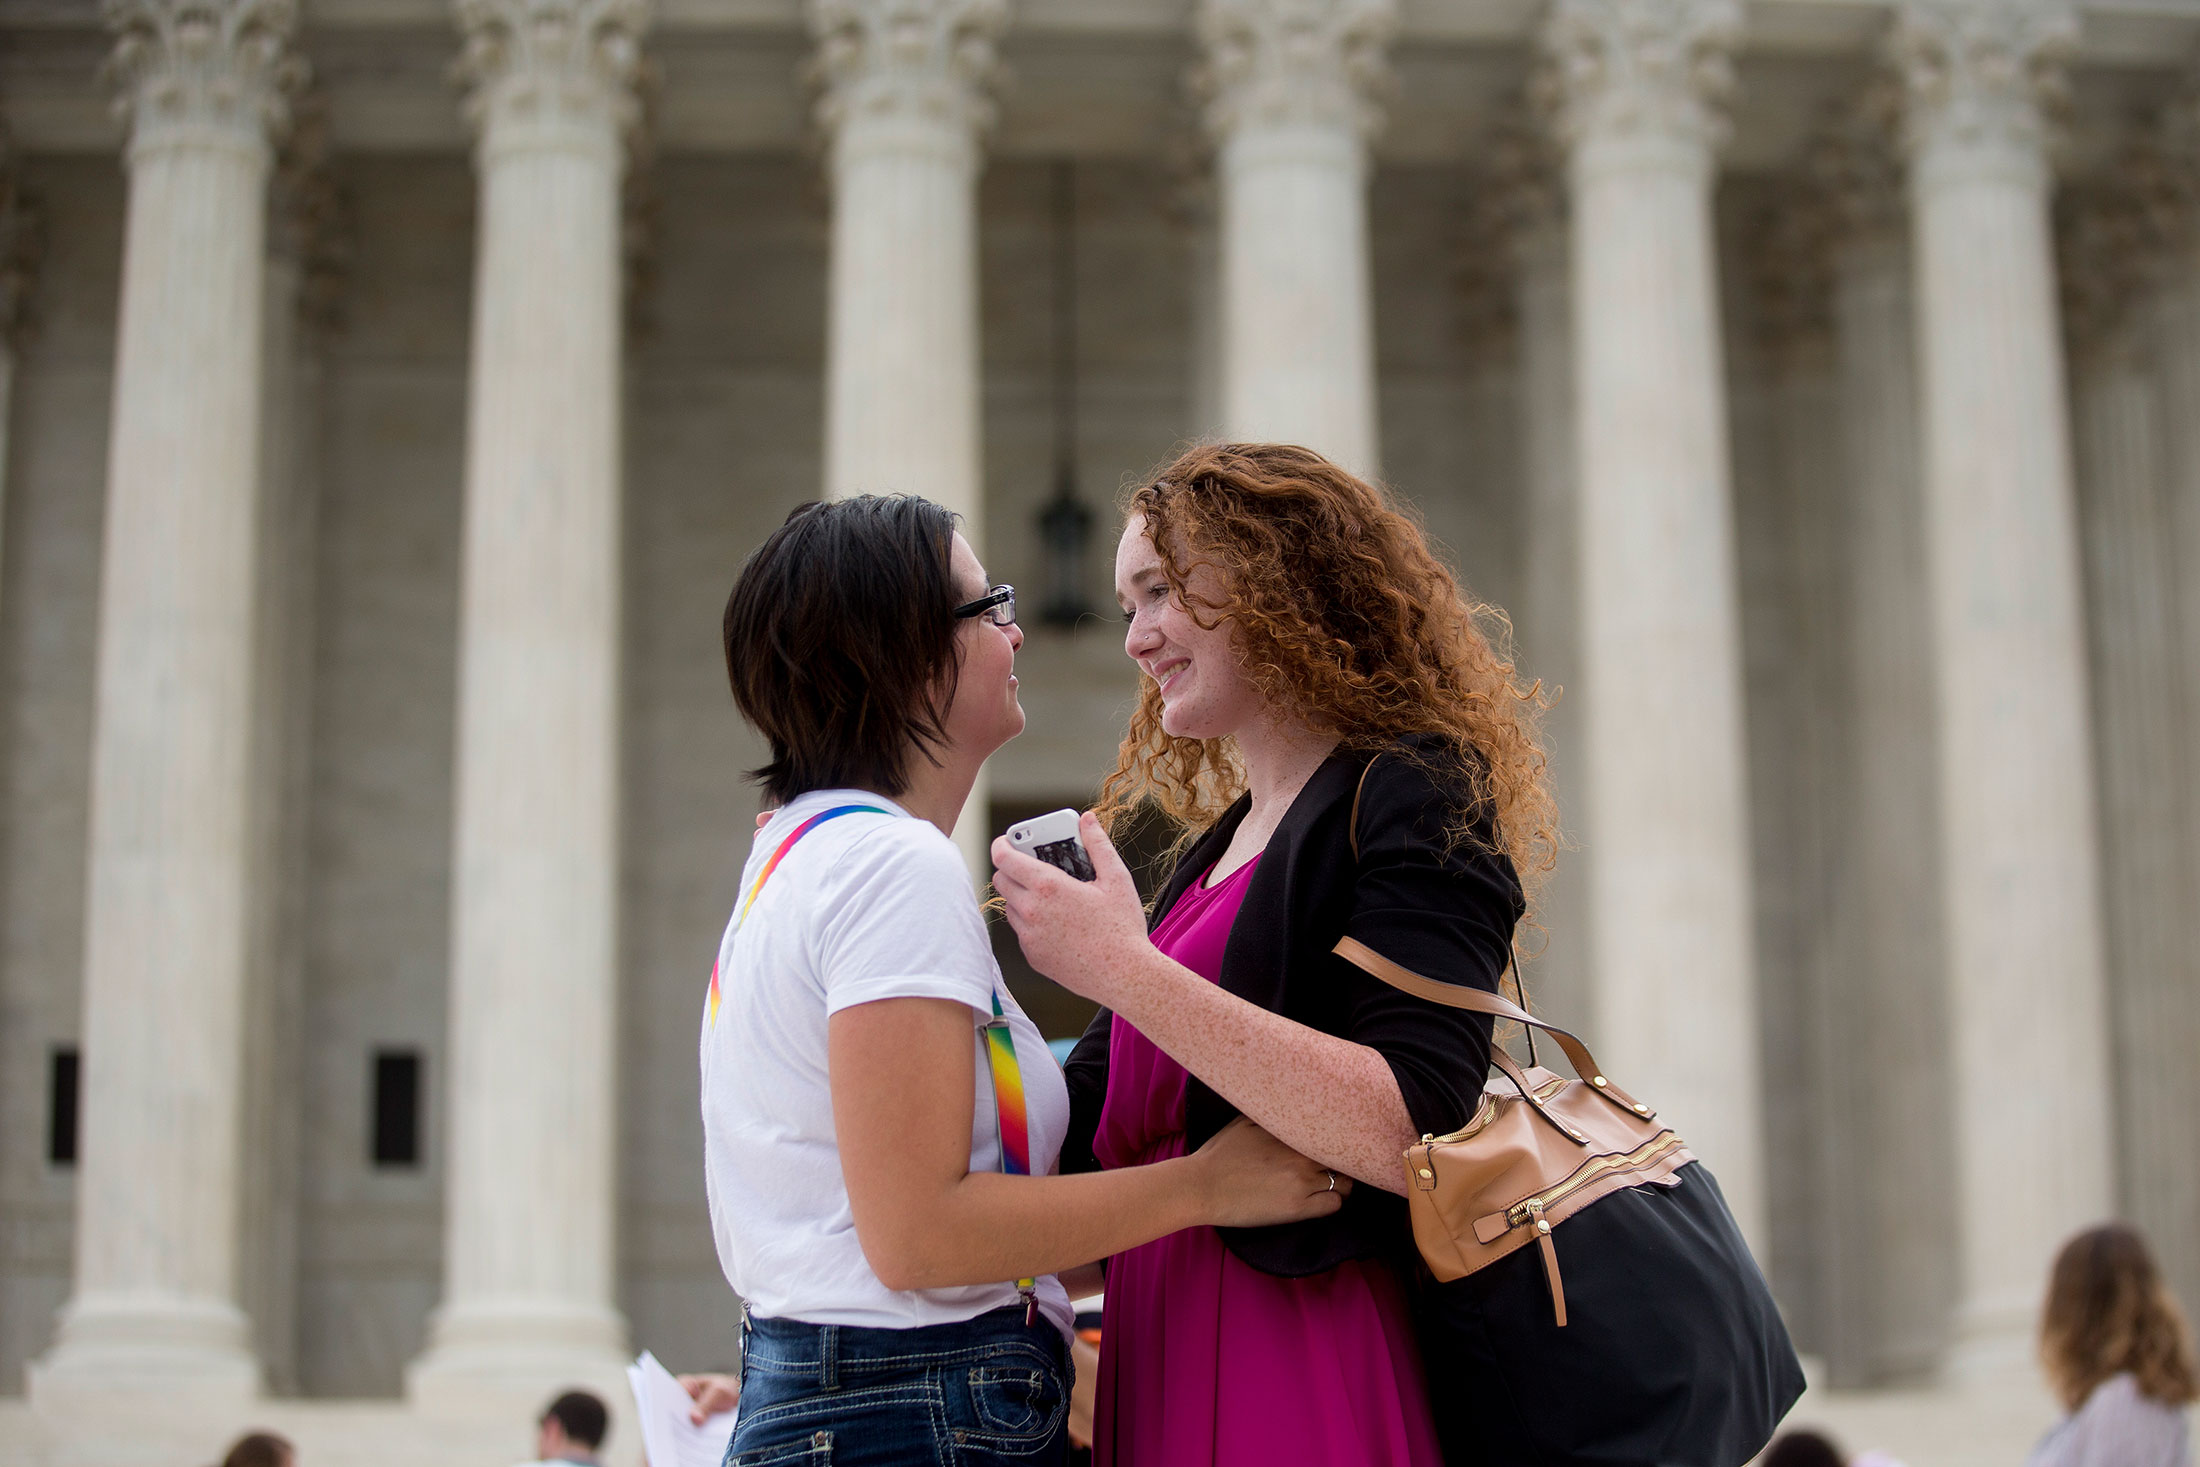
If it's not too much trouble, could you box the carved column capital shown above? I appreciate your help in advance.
[621,105,663,342]
[1890,0,2076,171]
[1482,113,1568,257]
[2056,136,2194,362]
[806,0,1008,147]
[1538,0,1742,155]
[269,91,350,337]
[1737,180,1837,373]
[1194,0,1396,144]
[2056,184,2150,363]
[1161,127,1219,233]
[1454,115,1565,368]
[102,0,304,158]
[456,0,649,158]
[1453,194,1518,371]
[0,127,45,351]
[2151,78,2200,247]
[1807,85,1909,262]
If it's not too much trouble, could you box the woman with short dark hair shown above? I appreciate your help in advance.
[2027,1223,2197,1467]
[703,496,1343,1466]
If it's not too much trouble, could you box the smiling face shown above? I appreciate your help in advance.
[1115,515,1266,743]
[940,531,1026,758]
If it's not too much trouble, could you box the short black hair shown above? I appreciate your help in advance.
[542,1389,608,1449]
[1760,1430,1843,1467]
[219,1433,294,1467]
[724,496,963,804]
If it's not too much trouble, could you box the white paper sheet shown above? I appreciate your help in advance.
[626,1349,737,1467]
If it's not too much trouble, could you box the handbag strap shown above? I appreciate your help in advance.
[1485,1042,1591,1146]
[1333,935,1656,1123]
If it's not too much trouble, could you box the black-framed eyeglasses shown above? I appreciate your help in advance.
[953,584,1017,627]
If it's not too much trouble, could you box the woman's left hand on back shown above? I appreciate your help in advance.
[992,811,1151,1005]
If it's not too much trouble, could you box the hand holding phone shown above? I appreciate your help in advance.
[1004,809,1096,882]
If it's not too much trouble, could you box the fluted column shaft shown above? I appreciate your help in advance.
[2144,273,2200,1319]
[1543,0,1764,1245]
[1894,0,2112,1371]
[2064,143,2200,1323]
[407,0,644,1412]
[1513,200,1588,1027]
[811,0,1003,873]
[30,0,299,1409]
[1179,179,1226,442]
[1822,163,1958,1379]
[0,139,32,616]
[1199,0,1392,479]
[2068,316,2187,1311]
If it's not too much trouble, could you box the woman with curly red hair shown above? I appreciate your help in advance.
[992,442,1558,1466]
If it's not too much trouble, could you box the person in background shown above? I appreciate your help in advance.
[218,1432,294,1467]
[676,1371,739,1426]
[1761,1429,1846,1467]
[521,1390,609,1467]
[2026,1222,2198,1467]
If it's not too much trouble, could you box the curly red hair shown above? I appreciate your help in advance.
[1094,442,1558,935]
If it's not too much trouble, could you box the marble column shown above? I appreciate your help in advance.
[1500,135,1590,1030]
[405,0,645,1413]
[28,0,300,1410]
[1171,161,1227,443]
[1197,0,1393,479]
[809,0,1005,875]
[1892,0,2113,1375]
[1541,0,1765,1246]
[2061,185,2194,1347]
[1812,110,1959,1384]
[2147,103,2200,1322]
[0,131,37,611]
[234,97,341,1398]
[1733,179,1845,1357]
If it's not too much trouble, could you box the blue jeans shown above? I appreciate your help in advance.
[724,1305,1071,1467]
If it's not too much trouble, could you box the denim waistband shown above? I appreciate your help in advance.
[740,1305,1064,1390]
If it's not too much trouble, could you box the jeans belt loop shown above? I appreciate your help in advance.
[819,1323,838,1392]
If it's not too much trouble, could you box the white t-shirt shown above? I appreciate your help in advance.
[699,790,1074,1340]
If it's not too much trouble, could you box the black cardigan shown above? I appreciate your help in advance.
[1060,736,1525,1277]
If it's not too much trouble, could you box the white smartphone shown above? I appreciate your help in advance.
[1004,808,1097,881]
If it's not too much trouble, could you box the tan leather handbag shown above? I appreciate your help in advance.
[1332,935,1694,1327]
[1333,755,1802,1461]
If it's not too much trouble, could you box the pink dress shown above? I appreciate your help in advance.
[1092,855,1443,1467]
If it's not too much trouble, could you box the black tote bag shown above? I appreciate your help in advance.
[1409,1158,1804,1466]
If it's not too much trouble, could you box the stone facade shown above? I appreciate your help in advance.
[2,1,2199,1462]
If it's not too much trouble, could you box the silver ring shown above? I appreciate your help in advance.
[1325,1171,1337,1193]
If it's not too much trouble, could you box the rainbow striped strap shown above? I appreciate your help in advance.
[736,804,891,931]
[982,992,1038,1302]
[707,803,889,1029]
[983,993,1031,1177]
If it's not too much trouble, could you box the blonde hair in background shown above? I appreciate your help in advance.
[2040,1222,2200,1411]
